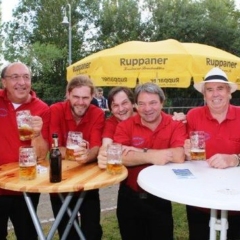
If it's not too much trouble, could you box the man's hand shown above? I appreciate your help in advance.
[207,154,238,169]
[172,112,187,124]
[31,115,43,137]
[97,146,107,169]
[73,143,89,164]
[184,139,191,160]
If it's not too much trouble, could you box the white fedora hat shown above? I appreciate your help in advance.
[194,67,238,93]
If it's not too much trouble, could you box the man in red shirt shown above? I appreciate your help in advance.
[0,62,50,239]
[49,75,104,240]
[113,82,187,240]
[98,87,135,168]
[98,86,186,169]
[184,67,240,240]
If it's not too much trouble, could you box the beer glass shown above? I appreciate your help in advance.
[16,110,33,141]
[65,131,89,161]
[107,143,123,175]
[19,146,37,180]
[190,131,206,160]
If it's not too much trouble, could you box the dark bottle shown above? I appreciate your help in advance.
[49,133,62,183]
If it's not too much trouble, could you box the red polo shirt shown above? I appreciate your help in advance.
[187,105,240,158]
[49,101,105,148]
[102,115,119,139]
[114,111,187,192]
[0,89,50,195]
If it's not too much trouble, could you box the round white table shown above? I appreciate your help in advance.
[137,161,240,240]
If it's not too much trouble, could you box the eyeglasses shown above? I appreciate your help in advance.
[4,74,31,82]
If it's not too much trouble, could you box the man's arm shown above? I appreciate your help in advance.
[122,147,185,166]
[31,115,49,161]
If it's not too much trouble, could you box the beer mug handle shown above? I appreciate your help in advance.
[82,140,89,150]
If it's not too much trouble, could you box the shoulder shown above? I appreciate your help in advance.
[230,104,240,112]
[34,98,49,109]
[86,104,105,119]
[117,114,137,128]
[28,95,49,114]
[228,104,240,117]
[187,106,205,117]
[161,111,184,128]
[105,115,118,123]
[0,89,4,97]
[50,101,66,110]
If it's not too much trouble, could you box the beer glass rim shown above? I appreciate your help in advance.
[108,143,122,146]
[190,131,205,134]
[16,110,31,115]
[68,131,83,136]
[20,145,35,149]
[107,143,122,151]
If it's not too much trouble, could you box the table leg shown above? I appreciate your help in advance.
[219,210,228,240]
[24,191,87,240]
[209,209,228,240]
[23,192,46,240]
[47,193,74,240]
[209,209,217,240]
[59,192,86,240]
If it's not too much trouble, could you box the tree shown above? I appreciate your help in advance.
[141,0,240,99]
[1,0,240,103]
[1,0,95,101]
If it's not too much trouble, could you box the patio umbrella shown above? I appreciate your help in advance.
[67,39,240,89]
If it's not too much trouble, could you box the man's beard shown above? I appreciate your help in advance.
[71,104,86,118]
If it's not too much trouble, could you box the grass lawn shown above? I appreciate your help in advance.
[7,202,188,239]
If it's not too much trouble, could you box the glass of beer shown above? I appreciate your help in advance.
[16,110,33,141]
[190,131,206,160]
[65,131,89,161]
[107,143,123,175]
[19,146,37,180]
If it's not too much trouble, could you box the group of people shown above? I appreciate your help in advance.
[1,61,240,240]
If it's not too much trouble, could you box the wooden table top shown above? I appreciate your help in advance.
[0,160,128,193]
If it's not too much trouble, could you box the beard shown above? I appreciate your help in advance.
[70,104,88,119]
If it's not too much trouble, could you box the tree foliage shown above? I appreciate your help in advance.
[1,0,240,102]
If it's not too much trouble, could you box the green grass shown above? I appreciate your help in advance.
[7,203,188,240]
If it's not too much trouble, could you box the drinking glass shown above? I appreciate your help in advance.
[16,110,33,141]
[190,131,206,160]
[19,146,37,180]
[66,131,89,160]
[107,143,123,175]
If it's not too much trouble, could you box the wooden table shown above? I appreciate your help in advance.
[0,160,128,240]
[137,161,240,240]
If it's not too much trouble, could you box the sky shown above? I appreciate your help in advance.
[1,0,240,22]
[1,0,19,22]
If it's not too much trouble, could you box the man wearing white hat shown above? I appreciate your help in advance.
[184,67,240,240]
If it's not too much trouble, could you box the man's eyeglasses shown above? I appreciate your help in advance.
[4,74,31,82]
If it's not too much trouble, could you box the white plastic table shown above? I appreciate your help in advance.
[137,161,240,240]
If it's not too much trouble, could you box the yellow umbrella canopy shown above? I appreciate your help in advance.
[182,42,240,86]
[67,39,240,88]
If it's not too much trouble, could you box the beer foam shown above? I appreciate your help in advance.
[107,159,122,164]
[20,124,32,129]
[190,148,205,152]
[67,145,79,150]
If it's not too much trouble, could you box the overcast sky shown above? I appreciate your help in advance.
[2,0,19,22]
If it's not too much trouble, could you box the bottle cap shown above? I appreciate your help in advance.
[52,133,58,138]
